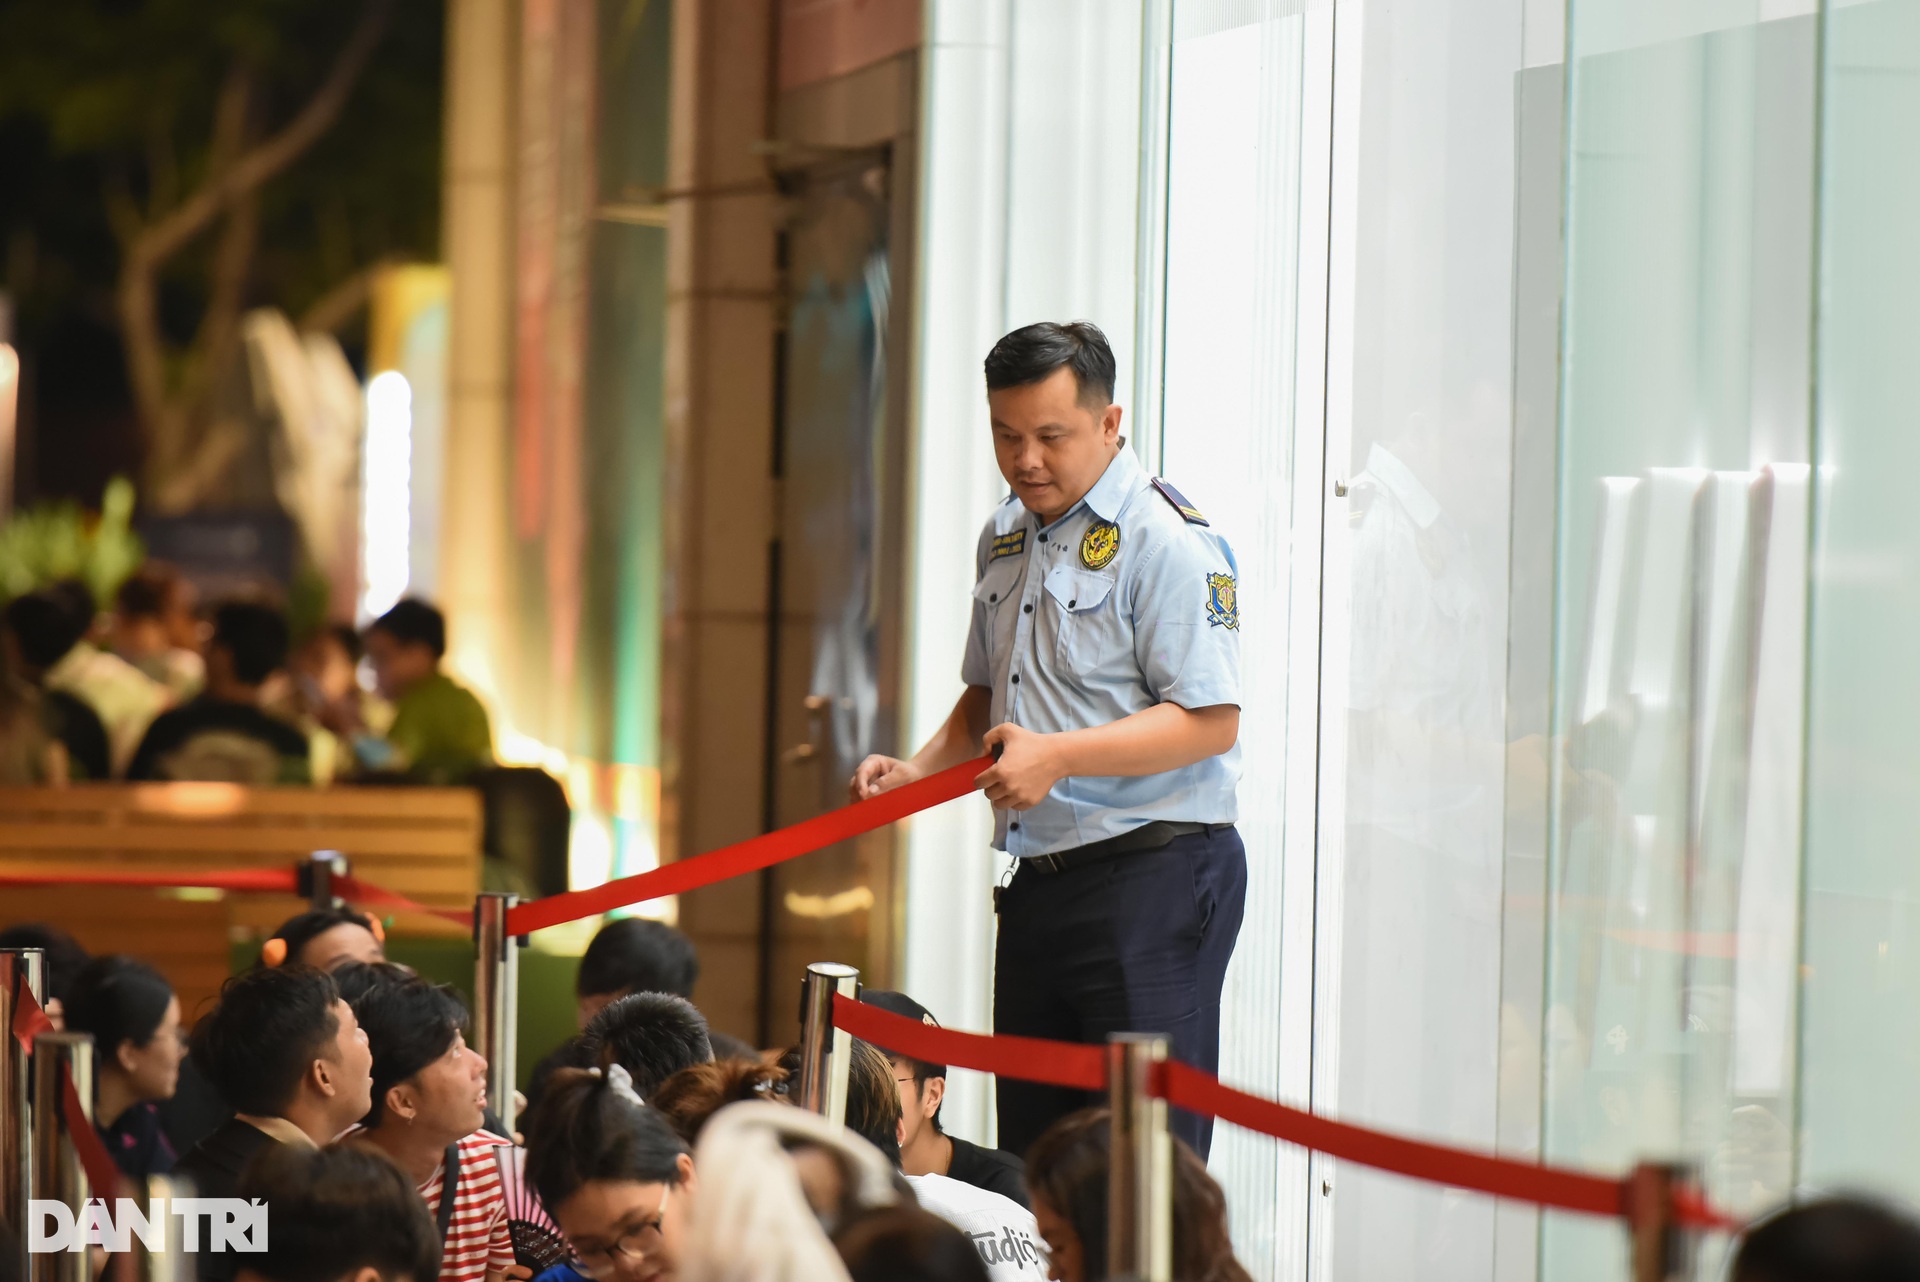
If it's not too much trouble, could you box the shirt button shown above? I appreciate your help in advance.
[989,593,998,602]
[1023,604,1032,614]
[1068,599,1077,608]
[1010,822,1020,831]
[1011,674,1020,684]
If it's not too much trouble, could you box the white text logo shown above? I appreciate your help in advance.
[29,1199,268,1253]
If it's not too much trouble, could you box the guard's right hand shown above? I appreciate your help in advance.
[850,754,921,803]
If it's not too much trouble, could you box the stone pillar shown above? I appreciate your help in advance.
[660,0,782,1042]
[439,0,516,694]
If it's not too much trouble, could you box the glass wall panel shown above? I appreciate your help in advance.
[1800,0,1920,1198]
[1159,3,1318,1274]
[1310,0,1527,1276]
[1546,1,1818,1277]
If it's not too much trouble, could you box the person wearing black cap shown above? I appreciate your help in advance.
[863,990,1028,1207]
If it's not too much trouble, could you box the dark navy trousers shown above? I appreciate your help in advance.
[992,826,1248,1161]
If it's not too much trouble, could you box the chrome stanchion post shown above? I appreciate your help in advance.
[1107,1034,1172,1282]
[796,963,860,1127]
[29,1032,92,1282]
[301,850,347,910]
[473,894,520,1131]
[1627,1161,1691,1282]
[1,948,46,1281]
[127,1173,193,1282]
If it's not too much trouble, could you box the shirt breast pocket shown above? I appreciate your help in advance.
[972,560,1026,665]
[1043,566,1120,672]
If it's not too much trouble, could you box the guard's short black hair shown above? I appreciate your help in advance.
[238,1142,441,1282]
[0,923,92,1007]
[2,591,87,670]
[349,974,468,1127]
[64,955,175,1060]
[212,600,292,686]
[191,965,343,1118]
[581,991,713,1099]
[523,1068,689,1213]
[264,907,379,970]
[577,918,700,1000]
[845,1039,903,1168]
[983,321,1116,407]
[369,598,447,659]
[1732,1197,1920,1282]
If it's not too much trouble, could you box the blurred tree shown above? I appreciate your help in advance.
[0,476,144,605]
[0,0,443,511]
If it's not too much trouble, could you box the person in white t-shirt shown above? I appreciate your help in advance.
[905,1173,1047,1280]
[844,1040,1047,1281]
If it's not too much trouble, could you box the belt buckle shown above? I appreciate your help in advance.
[1036,851,1066,874]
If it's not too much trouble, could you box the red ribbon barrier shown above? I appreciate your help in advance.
[9,982,125,1199]
[0,865,469,925]
[1159,1061,1625,1220]
[831,995,1740,1231]
[10,975,54,1050]
[504,755,996,935]
[333,874,473,926]
[833,991,1107,1092]
[0,867,299,893]
[63,1065,125,1198]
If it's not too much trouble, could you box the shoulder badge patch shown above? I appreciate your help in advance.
[989,529,1027,562]
[1206,573,1239,630]
[1151,478,1209,525]
[1080,521,1120,570]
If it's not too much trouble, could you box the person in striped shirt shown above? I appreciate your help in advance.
[345,975,525,1282]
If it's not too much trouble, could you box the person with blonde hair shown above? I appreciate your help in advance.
[683,1102,899,1282]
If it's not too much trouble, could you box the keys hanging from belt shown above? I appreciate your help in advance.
[992,856,1017,914]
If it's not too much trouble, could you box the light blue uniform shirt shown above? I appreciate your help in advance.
[961,445,1242,857]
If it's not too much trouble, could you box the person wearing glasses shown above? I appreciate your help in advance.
[64,954,188,1179]
[523,1067,693,1282]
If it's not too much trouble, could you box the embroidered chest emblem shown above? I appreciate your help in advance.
[1080,521,1120,570]
[1206,573,1239,630]
[990,529,1027,561]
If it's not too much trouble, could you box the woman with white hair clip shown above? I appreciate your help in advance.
[522,1066,695,1282]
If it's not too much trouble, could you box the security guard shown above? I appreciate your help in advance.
[851,321,1245,1159]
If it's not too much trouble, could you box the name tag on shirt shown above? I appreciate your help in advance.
[989,529,1027,561]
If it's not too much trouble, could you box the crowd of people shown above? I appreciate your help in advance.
[0,910,1263,1282]
[1,911,1913,1282]
[0,563,496,785]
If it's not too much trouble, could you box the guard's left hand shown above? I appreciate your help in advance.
[978,723,1066,810]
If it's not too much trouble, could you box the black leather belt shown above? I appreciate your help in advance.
[1019,821,1224,876]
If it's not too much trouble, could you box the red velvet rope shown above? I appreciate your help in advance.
[831,995,1739,1231]
[0,865,469,924]
[0,769,1746,1234]
[832,989,1107,1092]
[0,867,299,892]
[0,753,994,934]
[503,755,997,934]
[63,1066,125,1199]
[1158,1060,1627,1220]
[9,981,125,1199]
[332,873,473,926]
